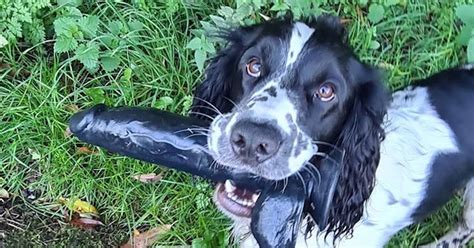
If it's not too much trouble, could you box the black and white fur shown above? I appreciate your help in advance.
[191,15,474,247]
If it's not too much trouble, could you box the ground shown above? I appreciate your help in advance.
[0,0,473,247]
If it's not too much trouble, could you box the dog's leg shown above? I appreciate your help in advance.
[420,178,474,248]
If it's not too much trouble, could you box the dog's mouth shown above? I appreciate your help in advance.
[215,180,261,218]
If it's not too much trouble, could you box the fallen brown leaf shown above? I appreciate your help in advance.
[64,127,72,137]
[132,173,162,184]
[77,146,98,154]
[121,225,171,248]
[70,213,104,230]
[0,188,9,198]
[66,104,81,113]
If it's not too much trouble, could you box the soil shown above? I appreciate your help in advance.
[0,197,127,248]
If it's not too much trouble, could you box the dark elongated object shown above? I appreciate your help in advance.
[68,104,343,247]
[250,148,343,247]
[69,104,269,189]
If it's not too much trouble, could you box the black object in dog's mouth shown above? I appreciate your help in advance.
[216,180,261,217]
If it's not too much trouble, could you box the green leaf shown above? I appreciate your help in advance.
[457,25,474,46]
[100,56,121,72]
[384,0,399,7]
[54,17,78,37]
[191,238,206,248]
[456,5,474,25]
[358,0,369,7]
[217,6,234,19]
[270,2,290,12]
[78,15,99,38]
[75,43,100,71]
[369,40,381,50]
[468,38,474,63]
[58,0,82,7]
[54,35,78,53]
[0,35,8,48]
[210,15,228,29]
[154,96,174,109]
[85,87,106,104]
[368,4,385,24]
[186,37,202,50]
[63,6,82,17]
[109,20,124,35]
[127,20,144,32]
[194,49,207,72]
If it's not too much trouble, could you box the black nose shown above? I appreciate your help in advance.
[230,120,282,165]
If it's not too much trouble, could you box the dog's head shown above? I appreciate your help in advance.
[191,15,388,238]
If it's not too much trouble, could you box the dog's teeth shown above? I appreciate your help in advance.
[224,180,236,193]
[252,193,260,203]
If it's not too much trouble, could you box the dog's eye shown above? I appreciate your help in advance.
[246,58,262,78]
[316,83,336,102]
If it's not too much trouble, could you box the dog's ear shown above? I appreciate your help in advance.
[326,59,389,239]
[190,26,261,120]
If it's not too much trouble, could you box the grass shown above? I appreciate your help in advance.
[0,0,472,247]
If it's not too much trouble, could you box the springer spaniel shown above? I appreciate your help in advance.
[191,15,474,247]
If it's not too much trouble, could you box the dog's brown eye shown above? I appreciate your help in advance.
[246,58,262,78]
[316,83,336,102]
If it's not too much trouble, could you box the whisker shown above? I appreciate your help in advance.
[311,140,344,153]
[313,152,341,165]
[188,111,216,121]
[193,96,224,116]
[223,96,242,112]
[303,164,321,185]
[296,172,307,194]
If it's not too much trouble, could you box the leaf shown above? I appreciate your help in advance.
[76,146,97,154]
[456,5,474,25]
[70,213,104,230]
[58,0,82,7]
[457,25,474,46]
[186,37,202,50]
[201,37,216,54]
[209,15,228,28]
[358,0,369,7]
[132,173,162,183]
[154,96,174,109]
[75,43,100,71]
[384,0,399,7]
[59,197,99,215]
[54,17,78,37]
[468,38,474,63]
[270,2,290,12]
[0,188,9,199]
[128,20,144,32]
[28,148,41,160]
[109,20,124,35]
[85,87,106,104]
[194,49,207,73]
[78,15,99,38]
[217,6,234,19]
[367,4,385,24]
[54,35,78,53]
[101,56,121,72]
[369,40,381,50]
[121,225,171,248]
[0,35,8,48]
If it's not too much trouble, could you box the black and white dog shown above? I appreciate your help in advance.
[190,15,474,247]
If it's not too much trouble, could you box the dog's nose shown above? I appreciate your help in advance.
[230,120,282,165]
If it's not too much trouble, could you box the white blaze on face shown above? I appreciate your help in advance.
[285,22,315,68]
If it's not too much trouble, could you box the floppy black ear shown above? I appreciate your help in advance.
[190,45,241,119]
[326,60,389,239]
[190,25,263,120]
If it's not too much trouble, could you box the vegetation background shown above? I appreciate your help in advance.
[1,0,474,247]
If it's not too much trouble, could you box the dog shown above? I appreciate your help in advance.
[190,15,474,247]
